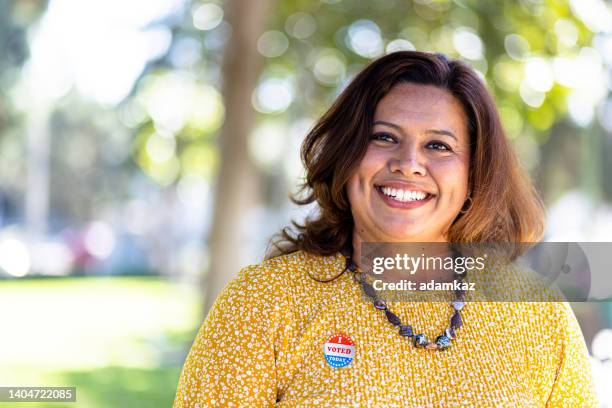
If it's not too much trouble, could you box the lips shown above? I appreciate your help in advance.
[374,184,435,209]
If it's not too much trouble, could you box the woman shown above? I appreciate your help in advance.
[174,51,598,407]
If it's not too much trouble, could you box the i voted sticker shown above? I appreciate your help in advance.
[324,333,356,368]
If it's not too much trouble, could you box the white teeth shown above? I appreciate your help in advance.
[380,187,428,202]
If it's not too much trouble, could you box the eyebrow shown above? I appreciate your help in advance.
[372,120,458,141]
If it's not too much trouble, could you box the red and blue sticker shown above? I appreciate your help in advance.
[324,333,356,368]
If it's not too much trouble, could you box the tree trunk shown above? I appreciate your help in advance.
[203,0,274,316]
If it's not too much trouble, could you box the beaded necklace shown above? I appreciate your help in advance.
[341,247,466,351]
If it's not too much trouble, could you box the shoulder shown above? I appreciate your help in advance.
[258,249,347,283]
[213,250,345,308]
[202,255,300,338]
[223,250,308,293]
[510,301,586,361]
[546,301,585,340]
[218,251,309,294]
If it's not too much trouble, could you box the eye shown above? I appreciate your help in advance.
[426,141,452,151]
[371,132,397,143]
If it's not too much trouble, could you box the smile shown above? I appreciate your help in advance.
[378,187,429,202]
[375,185,435,208]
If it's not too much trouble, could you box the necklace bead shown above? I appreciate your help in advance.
[435,335,452,349]
[445,327,456,339]
[385,310,402,326]
[414,333,428,348]
[450,311,463,329]
[451,300,465,311]
[399,325,413,337]
[361,282,378,298]
[374,299,387,310]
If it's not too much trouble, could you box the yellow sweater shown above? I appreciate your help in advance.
[174,250,599,407]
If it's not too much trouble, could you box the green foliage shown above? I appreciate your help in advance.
[127,0,595,185]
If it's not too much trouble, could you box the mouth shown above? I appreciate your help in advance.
[375,185,435,208]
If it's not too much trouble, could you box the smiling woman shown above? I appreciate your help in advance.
[174,52,599,407]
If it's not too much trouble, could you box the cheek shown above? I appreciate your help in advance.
[346,164,366,208]
[346,173,360,204]
[431,157,469,197]
[348,151,380,192]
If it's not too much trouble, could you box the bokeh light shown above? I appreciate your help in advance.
[504,34,530,61]
[84,221,116,259]
[347,20,384,59]
[452,27,483,60]
[192,3,224,31]
[257,30,290,58]
[285,12,317,39]
[252,78,294,114]
[249,121,287,169]
[312,48,347,86]
[0,236,30,277]
[386,39,416,53]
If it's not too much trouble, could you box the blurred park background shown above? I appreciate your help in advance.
[1,0,611,406]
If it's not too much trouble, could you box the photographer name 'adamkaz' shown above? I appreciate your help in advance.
[373,278,476,291]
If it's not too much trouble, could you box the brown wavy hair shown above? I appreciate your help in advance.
[266,51,545,260]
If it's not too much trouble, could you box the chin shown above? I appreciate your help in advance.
[380,225,429,242]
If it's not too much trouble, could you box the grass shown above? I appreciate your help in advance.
[0,276,202,408]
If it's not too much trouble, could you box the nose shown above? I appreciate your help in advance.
[388,142,427,176]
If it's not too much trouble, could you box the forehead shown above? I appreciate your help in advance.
[374,83,468,135]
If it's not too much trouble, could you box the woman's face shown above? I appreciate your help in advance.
[347,82,470,243]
